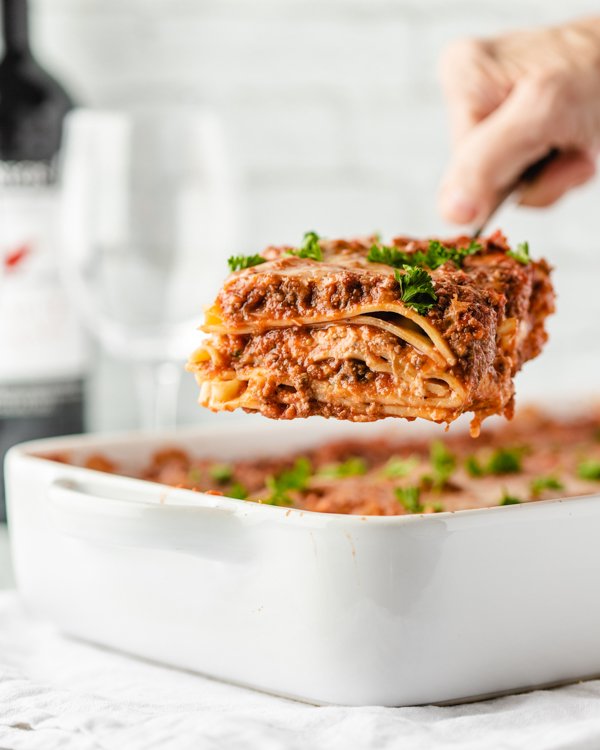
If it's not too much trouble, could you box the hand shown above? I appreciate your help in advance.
[438,18,600,225]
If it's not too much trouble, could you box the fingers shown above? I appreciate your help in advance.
[518,150,597,207]
[438,76,566,224]
[438,38,512,144]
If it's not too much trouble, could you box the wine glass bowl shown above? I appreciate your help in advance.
[60,107,237,427]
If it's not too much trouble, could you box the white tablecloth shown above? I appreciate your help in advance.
[2,591,600,750]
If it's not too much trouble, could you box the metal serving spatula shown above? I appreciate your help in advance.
[472,148,559,238]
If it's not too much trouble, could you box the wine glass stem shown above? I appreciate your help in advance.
[134,361,182,430]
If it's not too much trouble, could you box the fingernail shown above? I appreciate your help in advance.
[440,187,479,224]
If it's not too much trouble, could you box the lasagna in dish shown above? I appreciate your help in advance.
[50,407,600,516]
[187,231,554,433]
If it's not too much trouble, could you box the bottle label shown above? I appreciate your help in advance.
[0,168,87,383]
[0,378,83,418]
[0,160,56,187]
[0,378,84,520]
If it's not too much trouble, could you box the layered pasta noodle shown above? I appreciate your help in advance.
[187,231,554,433]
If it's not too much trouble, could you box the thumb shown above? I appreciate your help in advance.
[438,77,559,224]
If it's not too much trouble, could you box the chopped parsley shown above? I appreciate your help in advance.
[430,502,445,513]
[430,441,456,488]
[465,455,484,477]
[368,239,480,271]
[287,231,323,261]
[530,475,564,497]
[577,459,600,481]
[465,446,525,477]
[499,492,522,506]
[394,266,437,315]
[228,482,248,500]
[367,244,410,267]
[227,254,266,272]
[381,456,419,479]
[209,463,233,484]
[463,240,482,258]
[507,241,530,265]
[265,457,312,506]
[486,447,524,475]
[317,457,367,479]
[423,239,481,270]
[395,486,424,514]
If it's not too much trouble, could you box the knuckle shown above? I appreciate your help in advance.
[527,68,565,89]
[515,70,574,140]
[439,37,488,84]
[525,69,572,106]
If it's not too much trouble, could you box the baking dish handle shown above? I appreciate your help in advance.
[47,479,252,562]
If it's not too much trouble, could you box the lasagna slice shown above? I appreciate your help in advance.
[187,231,554,433]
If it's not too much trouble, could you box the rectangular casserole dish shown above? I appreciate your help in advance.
[6,416,600,707]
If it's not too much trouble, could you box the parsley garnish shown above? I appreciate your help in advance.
[367,244,410,267]
[499,492,522,506]
[368,239,480,271]
[265,457,312,506]
[465,455,484,477]
[577,459,600,481]
[228,482,248,500]
[487,447,524,475]
[209,463,233,484]
[381,456,419,479]
[317,457,367,479]
[458,240,482,261]
[394,266,437,314]
[287,231,323,261]
[465,447,526,477]
[395,486,424,513]
[228,254,266,272]
[507,241,530,265]
[424,239,481,270]
[419,240,453,269]
[430,502,445,513]
[530,475,563,497]
[429,441,456,488]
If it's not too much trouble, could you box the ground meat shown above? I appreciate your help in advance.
[50,407,600,517]
[191,232,555,429]
[214,234,552,380]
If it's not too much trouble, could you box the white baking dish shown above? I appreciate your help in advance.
[6,416,600,707]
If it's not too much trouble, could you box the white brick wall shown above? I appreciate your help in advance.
[27,0,600,428]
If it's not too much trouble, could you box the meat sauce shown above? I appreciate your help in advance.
[45,407,600,516]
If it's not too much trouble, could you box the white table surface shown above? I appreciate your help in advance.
[3,523,600,750]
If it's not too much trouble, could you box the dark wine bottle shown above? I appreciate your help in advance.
[0,0,85,521]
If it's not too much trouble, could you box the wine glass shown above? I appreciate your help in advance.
[59,107,238,429]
